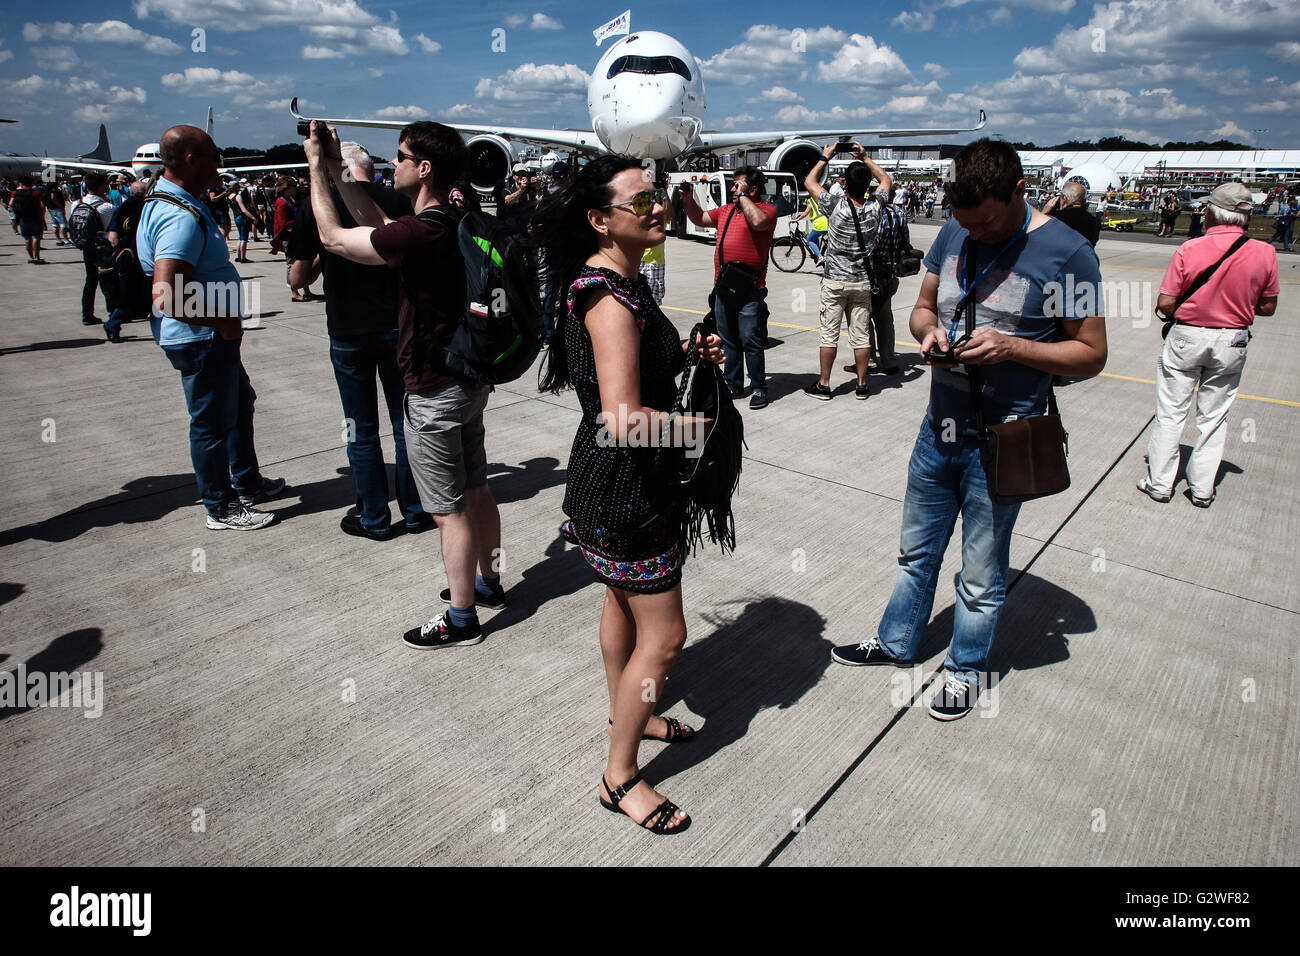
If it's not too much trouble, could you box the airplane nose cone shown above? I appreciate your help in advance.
[595,77,697,160]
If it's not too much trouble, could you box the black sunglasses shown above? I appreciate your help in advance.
[395,148,427,166]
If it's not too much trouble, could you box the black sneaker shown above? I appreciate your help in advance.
[748,388,768,409]
[403,611,483,649]
[238,476,287,507]
[340,513,396,541]
[404,514,434,534]
[82,316,103,326]
[929,672,979,721]
[831,637,907,667]
[438,585,507,610]
[855,383,871,400]
[804,381,833,401]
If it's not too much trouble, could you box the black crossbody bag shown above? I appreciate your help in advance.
[711,204,760,307]
[960,239,1071,505]
[1160,234,1249,338]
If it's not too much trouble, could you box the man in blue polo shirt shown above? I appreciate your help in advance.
[830,139,1108,720]
[137,124,284,530]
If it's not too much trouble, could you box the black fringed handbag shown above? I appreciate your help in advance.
[671,318,745,553]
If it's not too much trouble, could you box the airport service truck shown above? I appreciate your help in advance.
[665,170,799,241]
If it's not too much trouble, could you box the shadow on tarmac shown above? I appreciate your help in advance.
[0,628,104,722]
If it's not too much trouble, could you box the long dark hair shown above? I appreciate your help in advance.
[533,154,644,393]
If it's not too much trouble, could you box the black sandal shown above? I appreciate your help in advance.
[599,772,690,835]
[608,715,697,743]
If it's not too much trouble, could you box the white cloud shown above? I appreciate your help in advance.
[367,67,384,77]
[988,7,1013,26]
[923,62,949,79]
[22,19,182,54]
[133,0,378,31]
[11,74,53,97]
[372,105,431,120]
[1243,100,1291,114]
[758,86,802,103]
[1014,0,1300,75]
[303,24,409,57]
[816,34,912,87]
[302,46,345,59]
[1267,40,1300,62]
[474,62,590,103]
[160,67,290,106]
[700,25,847,86]
[892,10,935,31]
[445,103,485,118]
[32,46,80,72]
[415,34,441,53]
[1211,121,1254,142]
[720,113,756,129]
[504,14,527,28]
[0,50,12,65]
[530,13,563,30]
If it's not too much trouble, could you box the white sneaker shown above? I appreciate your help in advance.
[206,502,275,530]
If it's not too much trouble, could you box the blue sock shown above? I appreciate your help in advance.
[476,573,503,596]
[447,604,477,628]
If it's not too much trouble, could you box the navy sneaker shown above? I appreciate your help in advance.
[929,672,979,721]
[340,513,395,541]
[831,637,907,667]
[438,586,507,611]
[748,388,768,409]
[403,611,483,649]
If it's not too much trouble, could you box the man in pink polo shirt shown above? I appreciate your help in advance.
[1139,182,1279,508]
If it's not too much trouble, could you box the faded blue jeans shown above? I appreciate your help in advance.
[877,416,1022,678]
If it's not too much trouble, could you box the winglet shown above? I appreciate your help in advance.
[206,107,215,139]
[289,97,309,121]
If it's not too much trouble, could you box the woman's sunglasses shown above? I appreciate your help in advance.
[604,189,667,216]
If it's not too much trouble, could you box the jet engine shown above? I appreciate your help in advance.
[466,134,517,192]
[765,139,824,187]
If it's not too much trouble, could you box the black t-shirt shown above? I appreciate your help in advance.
[289,181,414,341]
[369,208,466,394]
[1050,204,1100,247]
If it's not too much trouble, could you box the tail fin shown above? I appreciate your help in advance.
[206,107,214,139]
[81,124,111,162]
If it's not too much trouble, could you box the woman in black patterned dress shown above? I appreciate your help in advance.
[536,156,723,835]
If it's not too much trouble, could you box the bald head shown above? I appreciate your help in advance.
[1061,182,1086,206]
[161,126,215,171]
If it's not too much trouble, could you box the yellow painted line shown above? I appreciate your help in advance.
[663,306,1300,407]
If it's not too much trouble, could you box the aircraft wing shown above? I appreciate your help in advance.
[289,98,607,155]
[693,110,987,153]
[39,158,135,176]
[220,162,309,176]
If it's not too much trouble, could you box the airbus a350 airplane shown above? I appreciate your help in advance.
[290,29,985,191]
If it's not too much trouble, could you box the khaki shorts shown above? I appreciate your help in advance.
[403,381,490,514]
[819,277,873,349]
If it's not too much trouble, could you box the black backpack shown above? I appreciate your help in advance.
[108,192,208,318]
[11,187,40,220]
[68,198,111,250]
[418,207,545,385]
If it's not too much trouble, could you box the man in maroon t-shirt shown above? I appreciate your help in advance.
[680,165,776,408]
[304,119,505,650]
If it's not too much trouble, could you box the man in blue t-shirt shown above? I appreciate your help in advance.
[831,139,1108,720]
[137,124,285,531]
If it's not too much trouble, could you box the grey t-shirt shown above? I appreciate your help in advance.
[820,190,881,282]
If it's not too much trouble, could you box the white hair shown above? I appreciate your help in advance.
[339,140,374,176]
[1205,204,1248,228]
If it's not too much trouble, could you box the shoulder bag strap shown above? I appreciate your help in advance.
[962,238,989,436]
[1169,233,1250,318]
[716,203,741,271]
[141,192,209,259]
[847,198,868,254]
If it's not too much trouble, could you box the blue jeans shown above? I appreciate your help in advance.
[330,331,425,531]
[712,287,767,392]
[877,416,1022,678]
[807,229,826,258]
[163,335,262,517]
[234,214,250,242]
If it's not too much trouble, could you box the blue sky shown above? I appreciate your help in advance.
[1,0,1297,161]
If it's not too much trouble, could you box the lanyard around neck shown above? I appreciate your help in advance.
[958,201,1032,298]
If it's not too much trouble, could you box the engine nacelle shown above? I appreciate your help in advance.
[466,134,517,193]
[766,139,823,188]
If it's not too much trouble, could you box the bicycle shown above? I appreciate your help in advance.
[769,220,821,273]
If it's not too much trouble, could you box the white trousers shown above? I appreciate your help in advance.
[1145,324,1249,499]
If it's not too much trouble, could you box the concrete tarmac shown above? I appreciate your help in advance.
[0,219,1296,866]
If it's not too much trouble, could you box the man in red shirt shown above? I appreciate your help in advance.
[1139,182,1279,508]
[680,165,776,408]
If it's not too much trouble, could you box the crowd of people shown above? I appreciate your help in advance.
[3,123,1282,838]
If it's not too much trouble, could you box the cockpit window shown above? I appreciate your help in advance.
[606,55,692,81]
